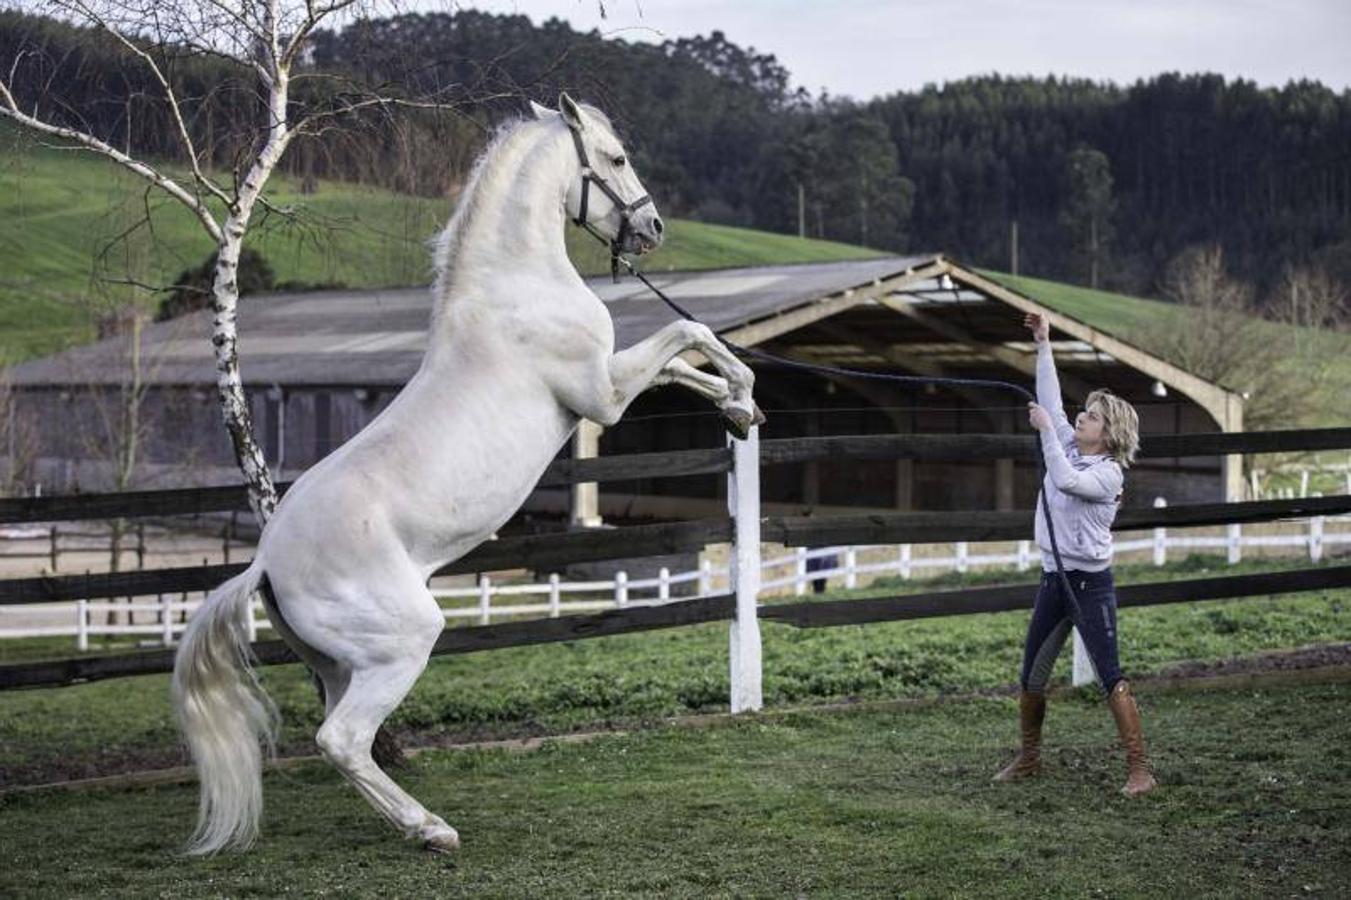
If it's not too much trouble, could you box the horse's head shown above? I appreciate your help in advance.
[534,94,664,256]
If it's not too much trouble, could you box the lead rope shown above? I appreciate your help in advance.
[593,238,1085,625]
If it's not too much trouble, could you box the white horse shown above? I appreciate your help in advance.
[172,94,760,855]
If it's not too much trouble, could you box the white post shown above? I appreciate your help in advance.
[1071,628,1095,687]
[478,574,491,625]
[161,594,174,646]
[899,544,911,580]
[245,599,258,643]
[844,547,858,590]
[1227,523,1242,565]
[728,427,763,714]
[615,570,629,607]
[1017,540,1030,572]
[699,559,713,597]
[548,573,561,618]
[1299,469,1309,497]
[794,546,808,597]
[1310,516,1324,563]
[658,567,671,602]
[1153,497,1168,567]
[955,541,969,574]
[76,598,88,652]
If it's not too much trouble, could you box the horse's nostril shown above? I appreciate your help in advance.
[652,217,664,235]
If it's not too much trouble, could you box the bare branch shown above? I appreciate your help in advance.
[50,0,236,210]
[0,80,224,244]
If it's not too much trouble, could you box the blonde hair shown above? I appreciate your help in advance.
[1085,389,1140,468]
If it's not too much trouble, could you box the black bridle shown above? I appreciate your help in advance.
[566,122,653,280]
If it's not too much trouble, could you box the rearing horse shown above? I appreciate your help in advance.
[172,95,760,855]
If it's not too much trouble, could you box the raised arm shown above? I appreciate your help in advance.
[1025,312,1075,448]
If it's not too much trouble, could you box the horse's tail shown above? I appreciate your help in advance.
[171,561,277,855]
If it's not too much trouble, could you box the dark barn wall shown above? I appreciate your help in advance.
[12,375,1223,509]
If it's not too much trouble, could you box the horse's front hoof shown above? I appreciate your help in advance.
[722,407,753,440]
[421,824,461,854]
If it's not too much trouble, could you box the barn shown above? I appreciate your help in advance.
[4,254,1243,526]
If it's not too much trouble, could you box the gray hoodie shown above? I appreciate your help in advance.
[1033,342,1123,572]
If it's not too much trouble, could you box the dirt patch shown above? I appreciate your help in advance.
[1154,642,1351,678]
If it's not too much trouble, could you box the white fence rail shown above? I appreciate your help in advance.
[3,512,1344,652]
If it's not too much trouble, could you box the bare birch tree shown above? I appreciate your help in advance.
[0,0,477,524]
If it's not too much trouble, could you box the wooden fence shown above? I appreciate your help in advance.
[3,427,1351,695]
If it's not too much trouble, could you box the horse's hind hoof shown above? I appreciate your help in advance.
[722,407,754,440]
[422,825,460,854]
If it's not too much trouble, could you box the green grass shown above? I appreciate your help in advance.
[0,130,879,363]
[2,556,1347,784]
[0,682,1347,897]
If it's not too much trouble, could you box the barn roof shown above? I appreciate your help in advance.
[4,253,1240,432]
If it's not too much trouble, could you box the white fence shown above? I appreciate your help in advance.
[5,511,1345,656]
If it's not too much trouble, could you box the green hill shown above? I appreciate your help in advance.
[0,137,880,363]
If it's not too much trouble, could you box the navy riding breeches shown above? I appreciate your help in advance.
[1019,568,1122,695]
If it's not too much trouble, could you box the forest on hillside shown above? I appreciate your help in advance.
[2,8,1349,302]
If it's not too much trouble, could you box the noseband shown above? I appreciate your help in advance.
[567,124,652,279]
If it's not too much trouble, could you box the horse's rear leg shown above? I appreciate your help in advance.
[315,649,458,852]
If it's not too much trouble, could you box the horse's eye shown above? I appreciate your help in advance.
[612,155,627,168]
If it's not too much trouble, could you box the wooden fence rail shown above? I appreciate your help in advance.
[4,493,1351,606]
[5,428,1351,525]
[7,564,1350,691]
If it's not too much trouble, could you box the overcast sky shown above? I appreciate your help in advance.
[465,0,1351,99]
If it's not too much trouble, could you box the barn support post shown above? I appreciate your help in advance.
[570,419,603,528]
[728,426,763,714]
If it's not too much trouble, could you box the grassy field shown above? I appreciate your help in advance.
[0,130,879,363]
[2,555,1348,784]
[0,682,1347,896]
[1,556,1348,894]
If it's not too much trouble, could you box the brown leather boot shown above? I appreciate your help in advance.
[1107,680,1158,797]
[994,690,1046,781]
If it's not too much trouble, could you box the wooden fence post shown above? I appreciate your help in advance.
[658,567,671,602]
[49,525,58,572]
[955,541,969,574]
[794,546,808,596]
[548,573,561,618]
[478,575,491,625]
[1227,523,1242,565]
[615,570,629,607]
[699,559,713,597]
[1310,516,1324,563]
[844,547,858,590]
[728,427,763,714]
[899,544,911,580]
[76,598,87,651]
[1017,540,1030,572]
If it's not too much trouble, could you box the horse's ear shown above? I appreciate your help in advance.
[528,99,553,121]
[559,93,585,132]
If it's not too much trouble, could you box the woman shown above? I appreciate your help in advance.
[994,311,1157,797]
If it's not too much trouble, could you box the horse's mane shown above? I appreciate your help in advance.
[428,103,616,327]
[429,116,529,303]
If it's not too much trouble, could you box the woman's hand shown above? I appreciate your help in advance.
[1027,401,1053,432]
[1024,312,1050,344]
